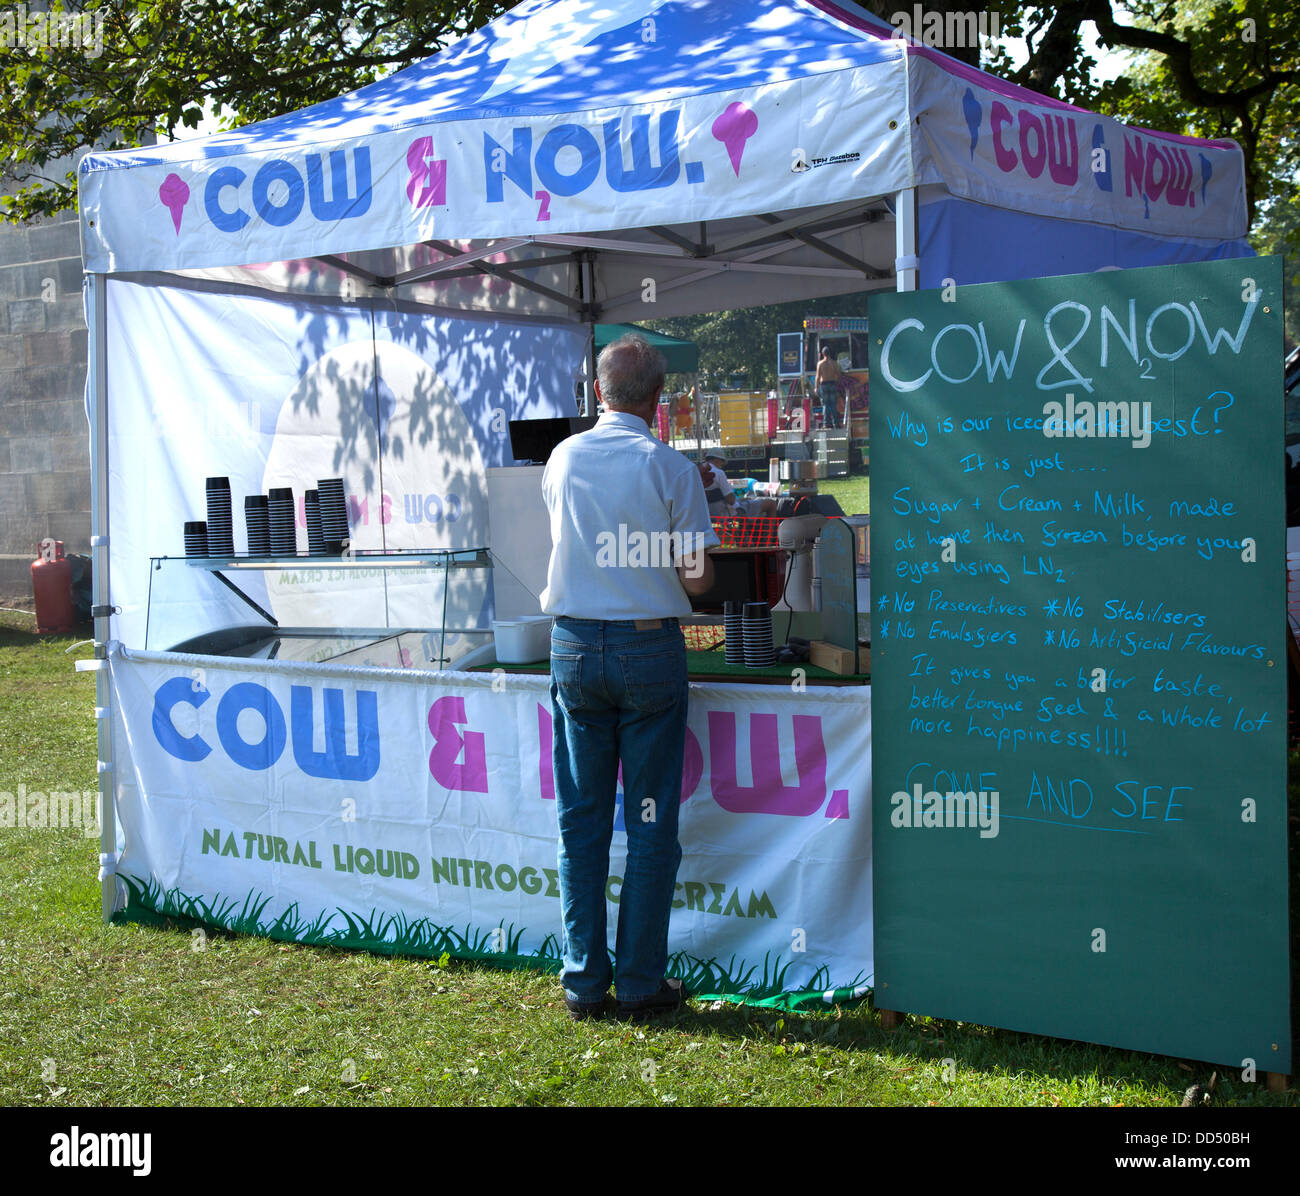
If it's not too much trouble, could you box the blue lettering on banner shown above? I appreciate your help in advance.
[603,111,681,192]
[402,492,463,524]
[217,681,288,770]
[204,166,249,233]
[252,160,305,227]
[151,676,212,761]
[291,685,380,782]
[203,148,372,233]
[306,148,373,221]
[484,129,534,203]
[153,677,380,781]
[484,110,701,204]
[535,125,601,196]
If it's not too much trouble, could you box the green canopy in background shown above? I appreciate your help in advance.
[594,323,699,374]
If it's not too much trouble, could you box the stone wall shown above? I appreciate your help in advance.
[0,209,89,597]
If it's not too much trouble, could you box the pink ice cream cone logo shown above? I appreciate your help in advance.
[159,173,190,234]
[711,102,758,177]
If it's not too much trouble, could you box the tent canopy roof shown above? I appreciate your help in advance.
[82,0,901,167]
[78,0,1251,320]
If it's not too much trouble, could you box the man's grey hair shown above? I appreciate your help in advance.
[597,334,666,412]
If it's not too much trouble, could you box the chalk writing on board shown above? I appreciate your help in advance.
[870,256,1289,1072]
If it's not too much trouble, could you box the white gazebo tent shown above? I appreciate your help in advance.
[79,0,1251,923]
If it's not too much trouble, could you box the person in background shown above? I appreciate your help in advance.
[540,334,719,1022]
[701,452,734,516]
[814,345,842,428]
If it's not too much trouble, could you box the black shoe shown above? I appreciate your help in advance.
[565,992,613,1022]
[615,977,688,1021]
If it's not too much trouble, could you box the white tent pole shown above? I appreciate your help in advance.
[895,186,918,292]
[87,272,117,922]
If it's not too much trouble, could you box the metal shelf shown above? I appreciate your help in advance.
[160,548,491,570]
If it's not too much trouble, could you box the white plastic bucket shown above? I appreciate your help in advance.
[492,616,553,663]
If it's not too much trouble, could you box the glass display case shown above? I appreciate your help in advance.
[143,548,495,670]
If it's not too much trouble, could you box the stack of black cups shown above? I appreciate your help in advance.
[304,490,325,555]
[204,477,234,557]
[723,601,745,664]
[742,601,776,668]
[183,521,209,558]
[244,495,270,556]
[268,487,297,556]
[318,477,348,553]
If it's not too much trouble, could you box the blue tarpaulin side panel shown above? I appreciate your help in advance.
[918,194,1253,292]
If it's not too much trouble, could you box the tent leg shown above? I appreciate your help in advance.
[581,252,598,416]
[894,187,919,292]
[585,325,598,417]
[87,273,117,923]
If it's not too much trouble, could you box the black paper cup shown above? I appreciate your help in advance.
[305,490,325,555]
[267,487,297,556]
[183,521,209,558]
[724,600,745,664]
[244,495,270,557]
[317,478,349,544]
[742,602,775,666]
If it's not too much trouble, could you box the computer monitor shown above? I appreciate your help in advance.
[508,417,596,464]
[688,551,768,614]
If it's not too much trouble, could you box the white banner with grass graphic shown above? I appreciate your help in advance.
[107,646,872,1005]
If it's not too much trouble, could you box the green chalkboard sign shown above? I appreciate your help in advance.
[869,257,1290,1071]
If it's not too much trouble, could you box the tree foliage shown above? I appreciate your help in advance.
[1,0,507,220]
[977,1,1299,224]
[648,292,873,392]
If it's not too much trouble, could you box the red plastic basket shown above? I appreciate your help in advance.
[712,515,782,549]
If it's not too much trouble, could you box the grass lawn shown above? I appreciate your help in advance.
[0,608,1293,1108]
[818,473,870,516]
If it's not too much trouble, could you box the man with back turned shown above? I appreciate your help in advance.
[540,334,719,1021]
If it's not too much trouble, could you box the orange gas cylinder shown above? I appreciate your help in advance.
[32,539,76,634]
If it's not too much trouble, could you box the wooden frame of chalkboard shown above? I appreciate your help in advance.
[869,256,1291,1074]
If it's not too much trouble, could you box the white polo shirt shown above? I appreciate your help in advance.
[540,410,720,621]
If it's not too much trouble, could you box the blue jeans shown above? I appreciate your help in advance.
[819,382,840,428]
[549,617,688,1003]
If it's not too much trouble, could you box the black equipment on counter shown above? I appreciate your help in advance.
[508,417,596,465]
